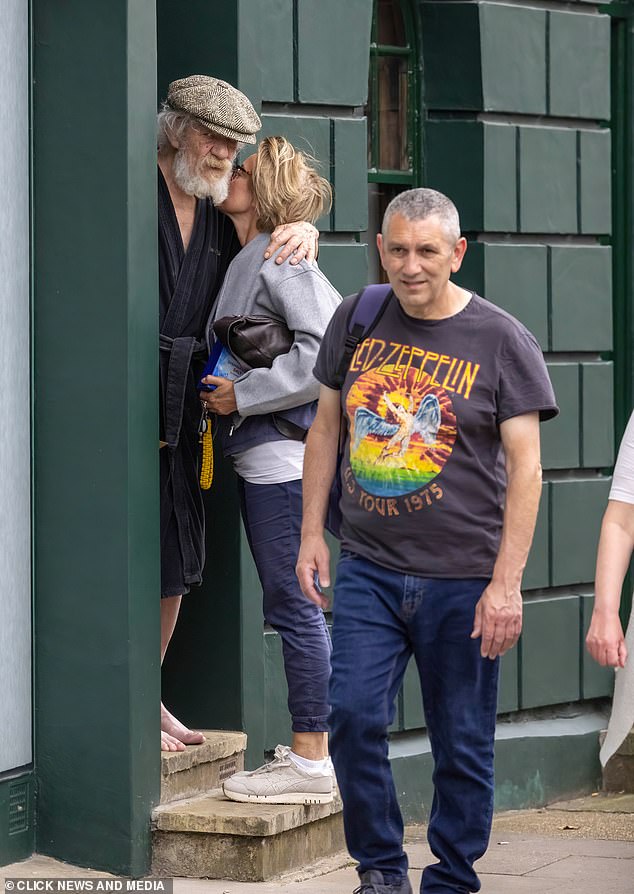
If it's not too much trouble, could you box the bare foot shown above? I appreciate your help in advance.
[161,730,186,752]
[161,702,205,747]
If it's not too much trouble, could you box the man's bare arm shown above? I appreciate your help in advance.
[471,412,542,659]
[296,385,341,608]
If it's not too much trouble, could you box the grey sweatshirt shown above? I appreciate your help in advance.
[210,232,342,419]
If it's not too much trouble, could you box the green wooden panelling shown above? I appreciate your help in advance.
[541,364,580,470]
[453,240,484,297]
[236,0,265,110]
[483,244,548,349]
[260,114,331,166]
[402,658,425,731]
[579,130,612,235]
[480,3,547,115]
[519,127,577,233]
[264,633,292,751]
[484,124,517,232]
[297,0,373,105]
[252,0,293,103]
[333,119,369,232]
[580,593,615,699]
[581,363,614,469]
[521,596,581,709]
[550,246,613,351]
[497,650,519,715]
[425,121,484,231]
[318,243,369,299]
[157,0,238,100]
[549,11,611,120]
[0,773,35,866]
[551,478,611,587]
[260,113,331,231]
[419,3,482,110]
[523,486,549,591]
[33,0,159,875]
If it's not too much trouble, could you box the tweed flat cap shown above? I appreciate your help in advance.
[166,75,261,144]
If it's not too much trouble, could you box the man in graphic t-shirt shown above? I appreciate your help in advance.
[296,188,558,894]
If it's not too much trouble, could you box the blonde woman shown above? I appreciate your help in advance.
[201,137,341,804]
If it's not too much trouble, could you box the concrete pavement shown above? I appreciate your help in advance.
[2,794,633,894]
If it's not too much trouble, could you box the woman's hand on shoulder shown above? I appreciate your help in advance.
[264,222,319,265]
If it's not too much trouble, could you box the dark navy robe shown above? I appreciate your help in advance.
[158,168,239,596]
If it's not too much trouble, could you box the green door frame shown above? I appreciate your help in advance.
[609,4,634,436]
[31,0,160,875]
[605,2,634,623]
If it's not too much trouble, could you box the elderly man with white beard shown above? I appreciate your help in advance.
[157,76,319,752]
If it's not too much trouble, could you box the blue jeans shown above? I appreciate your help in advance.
[329,553,499,893]
[239,477,331,732]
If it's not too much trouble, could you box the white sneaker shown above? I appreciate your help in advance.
[326,756,339,794]
[222,744,334,805]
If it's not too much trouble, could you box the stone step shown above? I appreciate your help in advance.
[160,730,247,804]
[151,788,345,881]
[601,728,634,793]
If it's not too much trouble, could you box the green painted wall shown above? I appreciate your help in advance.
[261,0,621,750]
[391,712,605,822]
[159,0,628,765]
[32,0,159,875]
[418,0,617,726]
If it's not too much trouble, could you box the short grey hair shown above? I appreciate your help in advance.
[382,188,461,244]
[157,103,198,150]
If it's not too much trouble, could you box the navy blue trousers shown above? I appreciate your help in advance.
[239,477,331,732]
[329,552,499,893]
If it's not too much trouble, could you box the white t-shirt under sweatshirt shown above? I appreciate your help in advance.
[210,232,341,484]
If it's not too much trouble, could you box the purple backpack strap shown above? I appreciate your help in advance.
[335,283,393,386]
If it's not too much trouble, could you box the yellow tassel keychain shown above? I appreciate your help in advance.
[199,409,214,490]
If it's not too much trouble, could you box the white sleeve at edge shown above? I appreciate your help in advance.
[609,411,634,504]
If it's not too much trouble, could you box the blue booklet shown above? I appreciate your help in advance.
[199,341,247,391]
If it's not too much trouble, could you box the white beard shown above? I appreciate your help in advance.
[173,148,231,204]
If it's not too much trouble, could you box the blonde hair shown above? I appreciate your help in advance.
[251,136,332,231]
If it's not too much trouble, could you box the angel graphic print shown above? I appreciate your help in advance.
[347,367,455,499]
[314,291,558,578]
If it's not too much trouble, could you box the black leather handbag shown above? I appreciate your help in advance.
[212,314,308,442]
[212,314,294,369]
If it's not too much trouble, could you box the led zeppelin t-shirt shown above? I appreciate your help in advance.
[314,291,559,578]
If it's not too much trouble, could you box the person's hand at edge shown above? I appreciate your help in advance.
[586,610,627,668]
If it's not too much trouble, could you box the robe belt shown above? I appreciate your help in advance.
[160,333,205,450]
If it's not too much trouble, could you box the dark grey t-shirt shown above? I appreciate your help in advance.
[314,291,559,578]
